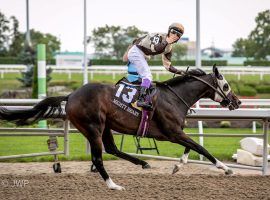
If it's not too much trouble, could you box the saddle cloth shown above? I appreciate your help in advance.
[113,77,157,137]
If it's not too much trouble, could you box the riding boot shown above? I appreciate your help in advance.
[137,86,153,111]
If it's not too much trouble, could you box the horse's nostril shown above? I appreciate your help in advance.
[238,100,242,105]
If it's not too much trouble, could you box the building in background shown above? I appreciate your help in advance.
[55,52,92,66]
[179,38,247,65]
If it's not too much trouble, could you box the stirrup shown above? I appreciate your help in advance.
[137,101,153,111]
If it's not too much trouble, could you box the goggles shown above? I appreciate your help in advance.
[170,29,183,38]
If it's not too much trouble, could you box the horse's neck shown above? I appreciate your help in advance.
[173,74,214,109]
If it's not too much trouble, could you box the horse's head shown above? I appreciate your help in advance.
[210,65,241,110]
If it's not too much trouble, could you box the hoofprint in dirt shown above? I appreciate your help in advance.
[0,160,269,200]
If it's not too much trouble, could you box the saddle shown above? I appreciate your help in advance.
[114,77,158,137]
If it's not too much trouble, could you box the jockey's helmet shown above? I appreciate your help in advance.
[168,23,184,38]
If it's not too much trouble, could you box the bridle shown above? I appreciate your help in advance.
[164,73,233,111]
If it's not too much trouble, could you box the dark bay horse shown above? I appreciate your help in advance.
[0,65,241,190]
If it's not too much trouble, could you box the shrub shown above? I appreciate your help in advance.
[243,82,258,88]
[238,85,257,96]
[91,59,126,65]
[0,57,19,64]
[229,82,239,94]
[0,56,55,65]
[201,60,227,66]
[262,80,270,85]
[255,121,262,128]
[69,82,82,91]
[202,121,208,128]
[244,60,270,66]
[220,121,231,128]
[255,85,270,93]
[49,80,78,87]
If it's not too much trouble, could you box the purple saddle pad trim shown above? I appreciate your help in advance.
[137,110,150,137]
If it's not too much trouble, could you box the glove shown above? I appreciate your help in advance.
[168,65,185,75]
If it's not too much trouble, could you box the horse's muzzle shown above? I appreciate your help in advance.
[221,92,241,110]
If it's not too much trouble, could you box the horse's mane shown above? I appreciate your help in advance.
[155,68,207,86]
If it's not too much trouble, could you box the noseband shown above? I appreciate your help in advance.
[164,73,233,110]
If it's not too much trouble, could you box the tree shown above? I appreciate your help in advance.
[0,11,60,60]
[232,38,246,57]
[231,38,256,58]
[172,43,188,60]
[249,10,270,59]
[28,30,60,61]
[91,25,147,59]
[8,16,24,56]
[232,9,270,60]
[0,11,10,56]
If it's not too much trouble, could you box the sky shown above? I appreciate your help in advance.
[0,0,269,53]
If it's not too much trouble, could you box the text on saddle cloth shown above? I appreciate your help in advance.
[113,79,157,117]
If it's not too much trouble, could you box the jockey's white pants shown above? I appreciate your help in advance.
[127,45,153,82]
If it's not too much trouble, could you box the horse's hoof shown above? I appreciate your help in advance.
[53,162,62,173]
[225,168,233,175]
[172,164,182,174]
[110,185,126,191]
[142,163,151,169]
[90,164,98,173]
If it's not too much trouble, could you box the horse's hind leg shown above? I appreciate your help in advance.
[70,119,125,190]
[88,136,125,190]
[102,126,151,169]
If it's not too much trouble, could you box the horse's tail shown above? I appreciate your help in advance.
[0,96,69,126]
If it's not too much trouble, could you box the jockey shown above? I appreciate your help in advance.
[123,22,185,110]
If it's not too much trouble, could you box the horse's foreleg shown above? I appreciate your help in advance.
[170,133,233,175]
[102,127,150,169]
[180,147,190,164]
[172,147,190,174]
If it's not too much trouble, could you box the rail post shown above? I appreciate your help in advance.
[37,44,47,128]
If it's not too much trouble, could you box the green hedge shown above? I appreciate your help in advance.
[244,60,270,66]
[0,57,19,64]
[237,85,257,96]
[229,81,270,96]
[0,57,55,65]
[229,82,239,94]
[255,85,270,93]
[91,59,227,66]
[0,57,227,66]
[91,59,126,65]
[49,80,78,87]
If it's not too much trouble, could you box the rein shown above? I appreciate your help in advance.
[163,73,231,111]
[164,83,191,109]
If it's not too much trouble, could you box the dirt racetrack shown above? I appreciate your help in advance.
[0,160,270,200]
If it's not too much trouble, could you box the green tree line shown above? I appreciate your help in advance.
[0,11,60,61]
[232,9,270,60]
[90,24,188,60]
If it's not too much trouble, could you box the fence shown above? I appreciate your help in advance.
[0,99,69,173]
[0,99,269,175]
[1,65,270,80]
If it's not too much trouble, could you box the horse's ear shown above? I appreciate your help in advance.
[213,64,221,79]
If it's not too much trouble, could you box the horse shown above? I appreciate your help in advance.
[0,65,241,190]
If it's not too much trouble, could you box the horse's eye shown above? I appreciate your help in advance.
[223,84,229,91]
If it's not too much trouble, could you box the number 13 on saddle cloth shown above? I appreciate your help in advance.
[113,77,157,137]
